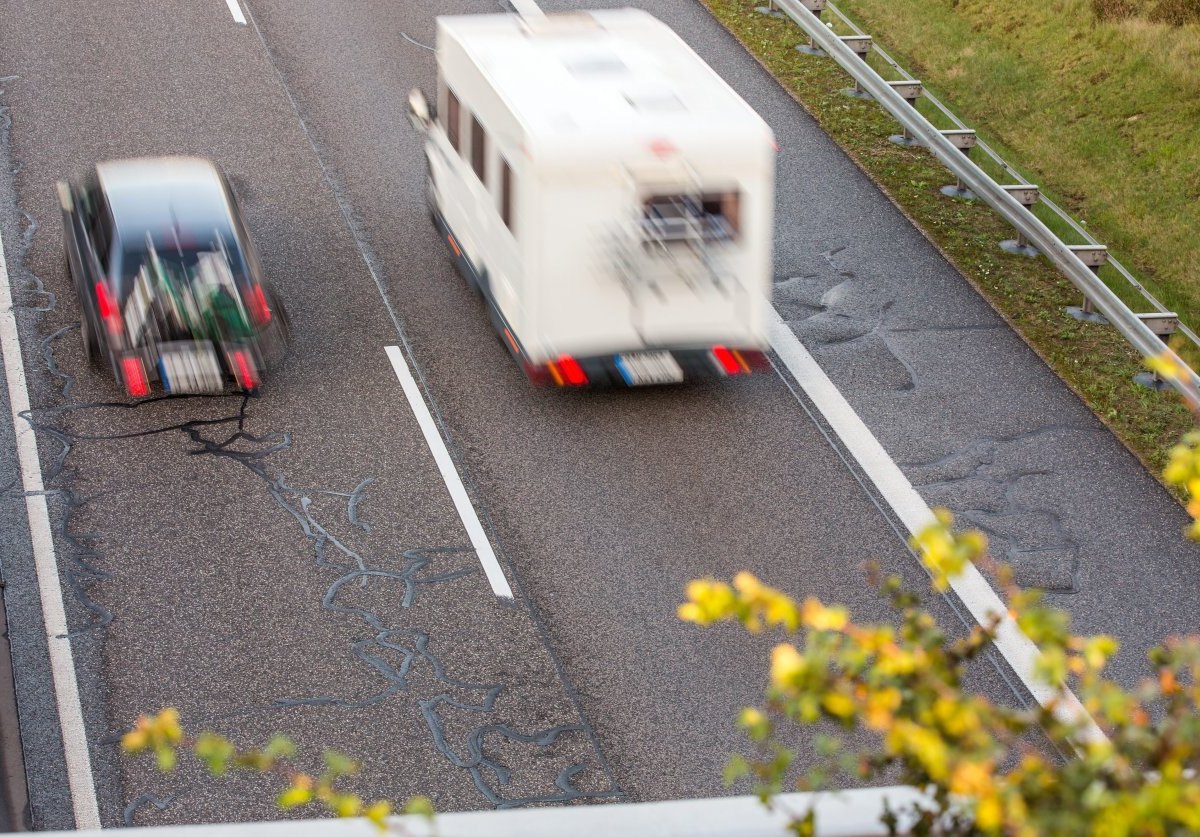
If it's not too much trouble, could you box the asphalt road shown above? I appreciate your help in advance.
[0,0,1196,831]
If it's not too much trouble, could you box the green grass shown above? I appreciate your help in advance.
[702,0,1196,481]
[825,0,1200,326]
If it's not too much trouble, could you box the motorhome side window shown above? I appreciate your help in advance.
[446,88,462,152]
[500,157,514,234]
[641,191,741,242]
[470,115,487,182]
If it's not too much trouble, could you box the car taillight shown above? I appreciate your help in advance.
[230,349,259,391]
[95,282,123,336]
[711,345,748,375]
[547,355,588,387]
[244,284,271,325]
[521,357,552,386]
[120,356,149,397]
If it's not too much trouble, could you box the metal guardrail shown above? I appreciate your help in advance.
[759,0,1200,411]
[37,787,935,837]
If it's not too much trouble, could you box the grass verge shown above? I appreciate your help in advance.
[827,0,1200,329]
[701,0,1195,482]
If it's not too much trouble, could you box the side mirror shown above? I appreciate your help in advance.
[56,181,74,212]
[408,89,432,133]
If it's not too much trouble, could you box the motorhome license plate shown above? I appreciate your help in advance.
[616,351,685,386]
[158,343,224,394]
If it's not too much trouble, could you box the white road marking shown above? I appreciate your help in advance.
[767,311,1106,745]
[0,236,102,825]
[385,345,514,599]
[508,0,548,20]
[224,0,247,25]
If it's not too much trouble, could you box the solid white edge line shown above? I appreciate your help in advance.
[767,311,1107,745]
[0,234,101,825]
[224,0,247,25]
[384,346,514,599]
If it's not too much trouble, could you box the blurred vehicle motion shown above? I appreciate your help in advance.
[408,7,777,388]
[57,156,290,397]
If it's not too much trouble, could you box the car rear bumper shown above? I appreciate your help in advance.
[113,340,264,397]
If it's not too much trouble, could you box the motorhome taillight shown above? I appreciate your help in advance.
[95,282,123,335]
[739,349,769,371]
[548,355,588,387]
[121,356,149,397]
[559,356,587,386]
[245,284,272,325]
[711,345,747,375]
[522,358,553,386]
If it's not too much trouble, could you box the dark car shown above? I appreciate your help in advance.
[57,156,290,397]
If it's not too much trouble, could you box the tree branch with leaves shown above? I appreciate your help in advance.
[121,709,434,833]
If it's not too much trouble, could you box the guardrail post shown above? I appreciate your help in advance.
[1064,245,1110,323]
[1132,312,1181,390]
[998,185,1040,257]
[938,130,978,199]
[1134,313,1180,390]
[886,81,923,146]
[838,36,874,98]
[795,0,828,54]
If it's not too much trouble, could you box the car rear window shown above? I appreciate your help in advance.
[112,229,248,296]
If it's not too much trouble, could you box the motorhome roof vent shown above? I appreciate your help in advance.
[623,88,686,113]
[563,51,628,77]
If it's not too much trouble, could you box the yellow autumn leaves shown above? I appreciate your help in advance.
[121,708,430,832]
[1163,429,1200,539]
[678,572,848,634]
[909,507,986,591]
[121,707,183,771]
[1145,351,1186,383]
[677,509,1198,835]
[1149,349,1200,540]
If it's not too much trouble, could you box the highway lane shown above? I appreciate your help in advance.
[218,0,1026,808]
[0,0,1019,828]
[0,0,621,827]
[178,0,1200,767]
[1,0,1194,831]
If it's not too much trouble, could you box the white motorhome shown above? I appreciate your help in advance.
[407,7,776,387]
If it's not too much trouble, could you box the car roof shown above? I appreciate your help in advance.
[94,157,237,244]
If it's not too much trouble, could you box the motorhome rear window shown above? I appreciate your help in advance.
[642,192,741,242]
[446,88,462,152]
[706,193,740,237]
[471,116,487,182]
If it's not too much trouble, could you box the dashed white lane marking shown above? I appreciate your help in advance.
[0,234,102,825]
[225,0,247,25]
[767,310,1106,744]
[385,345,514,599]
[508,0,548,20]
